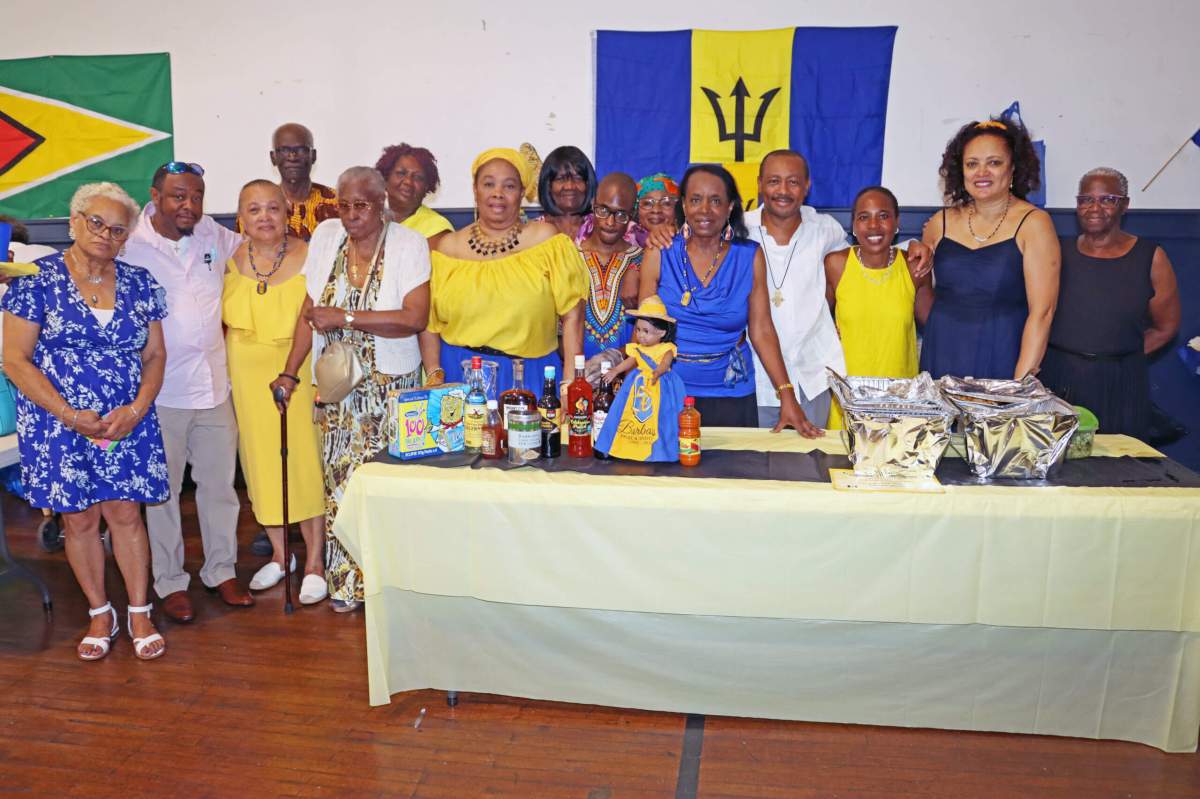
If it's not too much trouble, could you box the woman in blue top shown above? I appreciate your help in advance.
[2,182,169,663]
[638,164,819,435]
[918,118,1060,379]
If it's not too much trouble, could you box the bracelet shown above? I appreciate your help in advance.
[277,372,300,385]
[425,367,445,380]
[67,409,80,431]
[126,405,142,422]
[774,382,795,400]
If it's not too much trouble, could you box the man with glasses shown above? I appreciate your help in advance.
[240,123,337,242]
[123,161,253,623]
[577,173,643,362]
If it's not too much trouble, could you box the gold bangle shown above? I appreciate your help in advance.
[774,382,795,400]
[425,367,445,380]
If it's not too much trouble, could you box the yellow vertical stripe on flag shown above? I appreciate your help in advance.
[689,28,792,168]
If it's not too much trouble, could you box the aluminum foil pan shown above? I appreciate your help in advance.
[827,370,957,479]
[939,375,1079,479]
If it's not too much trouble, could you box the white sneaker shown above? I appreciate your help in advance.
[249,554,297,591]
[299,574,328,605]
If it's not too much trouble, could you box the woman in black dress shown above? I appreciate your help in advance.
[1041,168,1180,439]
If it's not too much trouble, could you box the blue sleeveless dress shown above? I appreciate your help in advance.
[919,210,1033,379]
[658,236,757,398]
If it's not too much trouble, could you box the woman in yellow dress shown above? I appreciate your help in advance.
[223,180,327,604]
[425,147,587,398]
[824,186,933,429]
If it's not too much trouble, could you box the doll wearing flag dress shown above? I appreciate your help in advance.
[594,295,687,462]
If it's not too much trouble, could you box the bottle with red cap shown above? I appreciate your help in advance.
[464,356,487,454]
[678,396,701,466]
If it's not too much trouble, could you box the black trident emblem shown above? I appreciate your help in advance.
[701,78,781,162]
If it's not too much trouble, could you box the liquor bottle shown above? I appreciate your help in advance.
[537,365,562,458]
[567,354,593,458]
[498,357,537,450]
[592,361,613,460]
[679,396,701,466]
[481,399,503,460]
[464,356,487,453]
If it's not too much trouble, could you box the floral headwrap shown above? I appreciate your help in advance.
[636,173,680,201]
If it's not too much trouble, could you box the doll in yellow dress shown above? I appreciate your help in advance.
[594,295,686,462]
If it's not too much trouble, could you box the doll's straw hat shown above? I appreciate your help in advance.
[624,295,676,324]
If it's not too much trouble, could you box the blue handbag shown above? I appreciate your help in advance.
[0,368,17,436]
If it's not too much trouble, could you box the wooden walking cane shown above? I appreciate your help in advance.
[274,386,294,614]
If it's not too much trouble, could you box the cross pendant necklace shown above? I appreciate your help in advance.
[761,226,800,308]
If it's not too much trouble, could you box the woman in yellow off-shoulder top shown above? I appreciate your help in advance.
[223,180,326,605]
[425,146,587,396]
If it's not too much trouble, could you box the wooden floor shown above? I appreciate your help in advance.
[2,490,1198,798]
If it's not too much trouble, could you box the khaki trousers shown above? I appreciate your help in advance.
[146,397,241,597]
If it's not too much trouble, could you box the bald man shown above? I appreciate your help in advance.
[578,172,643,360]
[263,123,338,241]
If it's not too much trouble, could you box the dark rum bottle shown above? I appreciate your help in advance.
[538,365,562,458]
[593,361,613,460]
[498,357,537,451]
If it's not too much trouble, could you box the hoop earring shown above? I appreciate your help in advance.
[681,221,692,241]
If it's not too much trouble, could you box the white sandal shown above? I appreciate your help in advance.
[127,603,166,661]
[78,602,119,661]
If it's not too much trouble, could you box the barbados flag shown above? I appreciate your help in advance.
[0,53,173,218]
[596,27,896,208]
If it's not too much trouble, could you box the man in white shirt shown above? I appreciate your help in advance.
[746,150,931,428]
[745,151,848,429]
[123,161,251,622]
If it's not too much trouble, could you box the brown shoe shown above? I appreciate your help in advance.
[211,578,255,607]
[162,591,195,623]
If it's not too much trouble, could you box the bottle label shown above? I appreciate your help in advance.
[481,428,500,457]
[592,410,608,442]
[539,407,561,430]
[679,434,700,458]
[502,401,521,430]
[464,404,486,447]
[570,405,592,437]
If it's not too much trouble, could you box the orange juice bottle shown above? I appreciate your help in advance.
[679,396,701,466]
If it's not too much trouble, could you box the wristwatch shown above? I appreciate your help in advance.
[343,311,356,328]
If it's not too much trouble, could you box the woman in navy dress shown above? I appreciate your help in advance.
[2,183,169,662]
[638,164,820,435]
[918,118,1060,379]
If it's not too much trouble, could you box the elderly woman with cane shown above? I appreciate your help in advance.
[224,180,326,605]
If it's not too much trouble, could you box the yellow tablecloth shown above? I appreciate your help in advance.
[333,431,1200,750]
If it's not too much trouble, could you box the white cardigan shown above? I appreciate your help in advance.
[305,219,431,379]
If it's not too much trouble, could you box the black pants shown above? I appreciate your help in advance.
[693,393,758,427]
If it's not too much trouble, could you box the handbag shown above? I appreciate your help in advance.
[314,230,385,404]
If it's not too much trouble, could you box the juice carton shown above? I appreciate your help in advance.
[388,383,467,460]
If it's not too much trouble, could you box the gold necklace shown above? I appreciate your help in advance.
[967,194,1012,242]
[854,246,897,287]
[468,221,524,256]
[680,240,725,307]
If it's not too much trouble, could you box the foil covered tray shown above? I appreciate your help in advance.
[827,371,957,479]
[939,375,1078,480]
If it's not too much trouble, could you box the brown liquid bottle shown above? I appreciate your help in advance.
[481,400,504,460]
[498,357,537,451]
[678,396,701,466]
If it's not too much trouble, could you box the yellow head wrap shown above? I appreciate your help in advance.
[471,144,541,202]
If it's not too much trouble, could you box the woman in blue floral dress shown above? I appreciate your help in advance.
[1,183,170,662]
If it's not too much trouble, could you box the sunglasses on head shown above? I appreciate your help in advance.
[161,161,205,177]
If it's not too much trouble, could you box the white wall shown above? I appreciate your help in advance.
[9,0,1200,212]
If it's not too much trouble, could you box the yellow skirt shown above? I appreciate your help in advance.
[227,329,325,526]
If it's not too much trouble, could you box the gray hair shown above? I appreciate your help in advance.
[1079,167,1129,197]
[69,182,141,230]
[337,166,387,204]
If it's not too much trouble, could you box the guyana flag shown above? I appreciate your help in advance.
[0,53,173,218]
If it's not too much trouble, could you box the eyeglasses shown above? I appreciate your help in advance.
[79,213,130,242]
[336,200,376,213]
[273,146,312,158]
[638,196,678,210]
[162,161,205,177]
[593,204,631,224]
[1076,194,1125,208]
